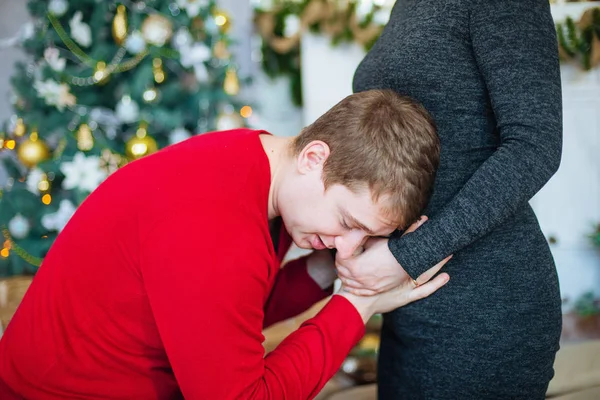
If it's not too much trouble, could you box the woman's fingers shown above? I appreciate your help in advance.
[415,255,453,285]
[408,273,450,302]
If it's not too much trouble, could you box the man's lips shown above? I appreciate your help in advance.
[311,235,327,250]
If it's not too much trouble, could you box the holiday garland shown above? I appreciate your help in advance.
[254,1,600,106]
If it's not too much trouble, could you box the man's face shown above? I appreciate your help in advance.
[278,141,398,258]
[281,184,397,258]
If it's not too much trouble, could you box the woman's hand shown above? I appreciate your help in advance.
[335,258,451,323]
[336,216,451,296]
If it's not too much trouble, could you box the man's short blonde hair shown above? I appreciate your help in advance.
[292,89,440,229]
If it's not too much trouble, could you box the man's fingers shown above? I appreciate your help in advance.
[415,255,453,285]
[402,215,428,236]
[409,273,450,301]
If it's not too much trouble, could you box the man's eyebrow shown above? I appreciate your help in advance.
[339,207,376,235]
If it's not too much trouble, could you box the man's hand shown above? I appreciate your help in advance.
[336,216,451,296]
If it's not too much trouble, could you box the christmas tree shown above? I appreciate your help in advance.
[0,0,248,276]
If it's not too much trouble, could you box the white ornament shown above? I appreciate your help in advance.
[26,168,45,195]
[44,48,66,72]
[8,214,31,240]
[169,127,192,145]
[60,152,107,193]
[176,0,209,18]
[41,200,76,232]
[180,43,211,68]
[49,0,69,17]
[34,79,76,111]
[69,12,92,47]
[142,16,172,47]
[125,30,146,55]
[172,28,192,50]
[115,96,140,124]
[283,14,301,37]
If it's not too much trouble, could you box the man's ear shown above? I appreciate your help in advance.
[296,140,330,174]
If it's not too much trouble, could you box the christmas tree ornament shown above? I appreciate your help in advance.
[8,214,31,240]
[153,58,166,84]
[112,5,128,45]
[125,122,158,159]
[48,0,68,17]
[213,9,231,34]
[223,67,240,95]
[69,11,92,47]
[100,149,123,174]
[34,79,77,111]
[60,152,107,192]
[141,14,174,46]
[213,40,230,59]
[13,118,26,137]
[44,48,66,72]
[76,123,94,151]
[17,131,50,168]
[41,199,76,232]
[142,87,159,103]
[116,95,140,123]
[94,61,110,84]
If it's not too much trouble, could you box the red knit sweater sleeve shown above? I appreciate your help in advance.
[140,205,364,399]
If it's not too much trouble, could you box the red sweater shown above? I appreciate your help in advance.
[0,129,365,399]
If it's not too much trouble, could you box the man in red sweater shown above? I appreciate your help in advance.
[0,89,447,399]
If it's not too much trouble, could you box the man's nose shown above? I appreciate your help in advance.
[335,234,365,259]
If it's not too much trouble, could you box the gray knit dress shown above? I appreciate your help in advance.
[352,0,563,398]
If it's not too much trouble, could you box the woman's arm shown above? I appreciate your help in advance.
[388,0,562,278]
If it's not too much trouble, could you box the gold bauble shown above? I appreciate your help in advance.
[213,9,231,33]
[125,123,158,160]
[77,123,94,151]
[94,61,110,85]
[14,118,26,137]
[17,132,50,168]
[112,5,128,45]
[141,14,173,47]
[223,67,240,96]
